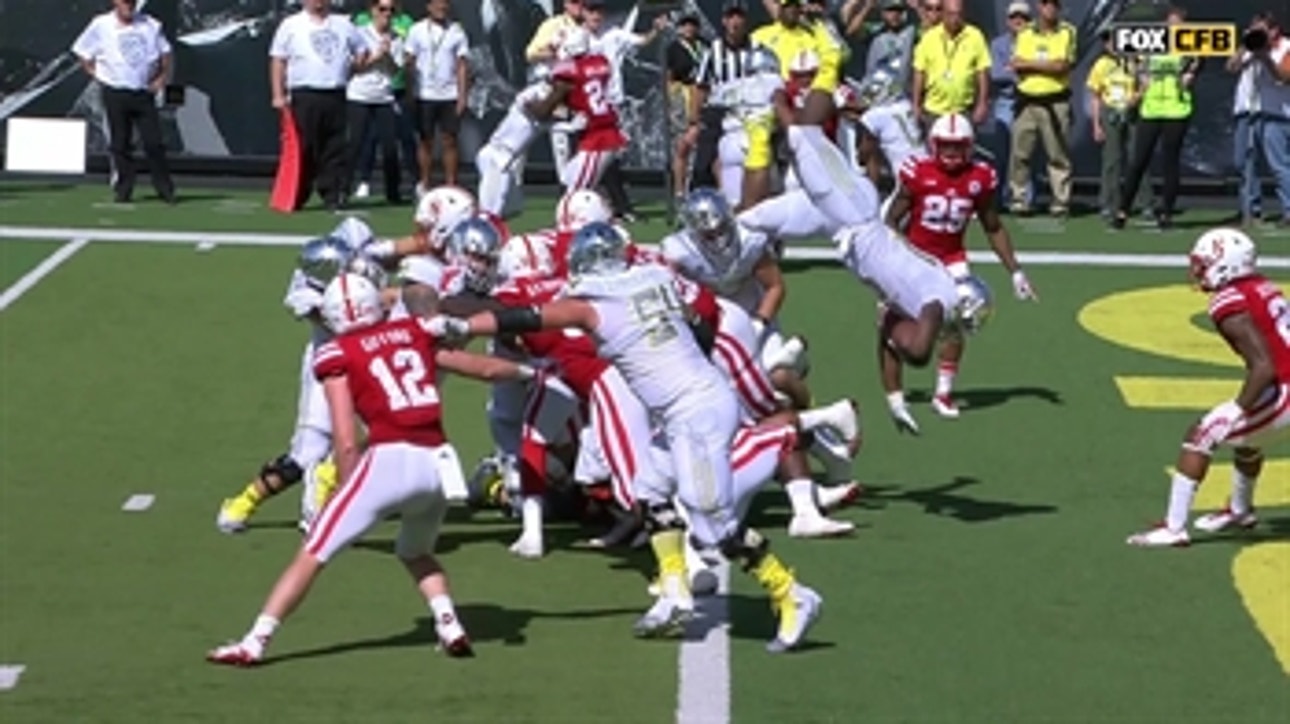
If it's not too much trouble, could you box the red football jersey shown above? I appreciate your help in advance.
[494,274,609,398]
[553,54,627,151]
[898,152,997,263]
[1209,275,1290,383]
[313,317,446,447]
[628,244,720,331]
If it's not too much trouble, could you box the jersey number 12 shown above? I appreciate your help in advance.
[370,350,439,411]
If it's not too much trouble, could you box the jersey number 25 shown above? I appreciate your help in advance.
[919,195,974,235]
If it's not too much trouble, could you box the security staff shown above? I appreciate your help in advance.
[71,0,176,204]
[269,0,372,211]
[1008,0,1077,216]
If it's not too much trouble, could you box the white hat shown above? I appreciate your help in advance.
[1006,1,1031,17]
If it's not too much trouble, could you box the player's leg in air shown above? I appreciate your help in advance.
[511,374,580,558]
[717,127,748,209]
[475,142,517,218]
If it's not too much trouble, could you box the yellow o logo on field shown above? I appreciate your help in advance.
[1078,282,1290,677]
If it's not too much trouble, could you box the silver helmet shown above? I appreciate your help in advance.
[298,235,355,290]
[346,253,389,290]
[855,56,905,107]
[748,46,781,76]
[680,187,738,269]
[567,221,629,277]
[449,216,504,294]
[954,275,994,334]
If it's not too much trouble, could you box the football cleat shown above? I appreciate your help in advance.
[216,495,257,534]
[931,394,961,419]
[509,534,544,560]
[206,640,263,667]
[1193,506,1258,534]
[1126,523,1191,548]
[767,583,823,653]
[788,514,854,538]
[633,586,695,639]
[435,616,475,658]
[817,481,862,511]
[889,403,921,435]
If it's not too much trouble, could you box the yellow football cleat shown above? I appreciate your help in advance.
[216,492,259,534]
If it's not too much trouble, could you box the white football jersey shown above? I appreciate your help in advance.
[568,264,727,412]
[282,218,372,319]
[660,225,772,315]
[860,99,923,172]
[838,221,957,321]
[727,72,783,133]
[487,81,553,156]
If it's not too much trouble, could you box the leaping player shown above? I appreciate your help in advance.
[882,114,1036,433]
[1127,228,1290,547]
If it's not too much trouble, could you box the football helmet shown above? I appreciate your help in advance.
[346,253,389,289]
[450,217,505,294]
[299,235,354,290]
[568,221,629,277]
[498,234,557,280]
[414,185,478,254]
[928,113,974,173]
[788,48,820,77]
[953,275,994,335]
[558,27,592,59]
[321,272,386,335]
[556,189,613,233]
[748,46,781,76]
[680,187,739,269]
[855,55,905,107]
[1190,227,1257,291]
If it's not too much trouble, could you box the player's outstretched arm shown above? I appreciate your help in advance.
[322,375,362,486]
[884,184,913,231]
[1219,313,1278,413]
[976,197,1037,301]
[435,349,537,383]
[752,252,786,322]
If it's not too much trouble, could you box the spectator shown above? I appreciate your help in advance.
[405,0,471,192]
[910,0,990,130]
[1007,0,1076,216]
[584,0,669,222]
[690,1,762,190]
[840,0,878,39]
[667,12,705,199]
[72,0,176,205]
[865,0,916,93]
[986,2,1028,207]
[754,0,842,93]
[270,0,371,211]
[1228,17,1264,226]
[1114,6,1198,231]
[1087,28,1152,222]
[350,1,419,202]
[346,0,409,205]
[1253,14,1290,226]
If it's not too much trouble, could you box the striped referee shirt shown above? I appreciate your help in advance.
[695,37,764,107]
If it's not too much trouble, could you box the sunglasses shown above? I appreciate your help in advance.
[923,4,943,11]
[375,5,394,11]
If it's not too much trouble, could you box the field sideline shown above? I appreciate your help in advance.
[0,183,1288,723]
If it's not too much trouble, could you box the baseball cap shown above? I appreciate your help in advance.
[678,13,701,26]
[584,0,606,8]
[778,0,803,6]
[1006,1,1031,17]
[722,0,747,15]
[880,0,906,9]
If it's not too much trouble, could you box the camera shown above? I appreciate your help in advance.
[1243,27,1270,52]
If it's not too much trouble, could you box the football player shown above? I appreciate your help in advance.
[207,272,538,666]
[1127,228,1290,547]
[431,223,856,652]
[216,219,387,534]
[881,114,1036,432]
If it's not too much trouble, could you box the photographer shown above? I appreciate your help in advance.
[1248,14,1290,225]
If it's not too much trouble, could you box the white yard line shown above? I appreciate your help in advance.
[2,226,1289,268]
[677,561,732,724]
[0,664,26,691]
[0,237,90,312]
[121,494,155,512]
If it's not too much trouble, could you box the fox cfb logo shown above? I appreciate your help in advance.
[1111,23,1238,57]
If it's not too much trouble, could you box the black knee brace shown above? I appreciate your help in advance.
[719,526,769,570]
[260,453,305,492]
[641,501,683,534]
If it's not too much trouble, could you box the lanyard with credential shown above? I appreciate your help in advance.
[940,31,968,80]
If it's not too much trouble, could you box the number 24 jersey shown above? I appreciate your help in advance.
[553,54,627,151]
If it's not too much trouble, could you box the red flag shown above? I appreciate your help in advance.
[270,107,301,213]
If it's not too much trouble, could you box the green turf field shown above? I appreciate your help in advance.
[0,181,1287,723]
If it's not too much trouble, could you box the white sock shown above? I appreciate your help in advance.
[1165,472,1199,531]
[248,614,279,650]
[1230,469,1257,515]
[886,391,907,410]
[935,362,957,398]
[784,478,819,518]
[797,405,831,432]
[520,495,543,539]
[429,594,457,624]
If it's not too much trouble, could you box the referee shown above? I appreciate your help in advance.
[269,0,371,211]
[689,1,761,190]
[71,0,176,205]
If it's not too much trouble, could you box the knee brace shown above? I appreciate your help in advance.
[641,501,683,534]
[260,453,305,492]
[718,526,769,570]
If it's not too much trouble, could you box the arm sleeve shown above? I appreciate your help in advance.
[71,20,99,60]
[312,341,347,380]
[453,24,470,57]
[155,19,173,55]
[269,18,292,59]
[525,18,559,61]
